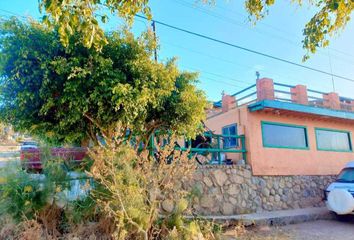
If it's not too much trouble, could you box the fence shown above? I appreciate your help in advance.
[227,81,354,112]
[149,131,247,165]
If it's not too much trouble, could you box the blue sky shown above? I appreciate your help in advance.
[0,0,353,101]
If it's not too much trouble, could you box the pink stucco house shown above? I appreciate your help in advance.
[206,78,354,176]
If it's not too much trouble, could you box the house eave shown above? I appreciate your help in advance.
[248,100,354,121]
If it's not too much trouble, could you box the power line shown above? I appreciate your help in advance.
[180,0,354,61]
[200,75,246,88]
[135,14,354,83]
[179,64,252,86]
[0,10,249,89]
[171,0,354,66]
[1,7,353,84]
[173,0,301,47]
[136,18,347,91]
[0,9,27,19]
[162,40,328,89]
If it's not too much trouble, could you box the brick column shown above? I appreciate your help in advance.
[347,100,354,112]
[323,92,340,110]
[291,84,308,105]
[256,78,274,101]
[222,94,236,112]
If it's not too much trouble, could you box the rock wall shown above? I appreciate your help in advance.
[190,165,335,215]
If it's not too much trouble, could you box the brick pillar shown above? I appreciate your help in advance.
[222,94,236,112]
[323,92,340,110]
[346,100,354,112]
[256,78,274,101]
[291,84,308,105]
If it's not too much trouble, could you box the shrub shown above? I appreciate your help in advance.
[89,142,220,240]
[0,165,49,221]
[0,141,221,239]
[0,155,98,234]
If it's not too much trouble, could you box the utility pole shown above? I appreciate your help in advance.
[151,21,158,62]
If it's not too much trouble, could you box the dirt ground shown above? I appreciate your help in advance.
[281,219,354,240]
[0,145,20,168]
[224,218,354,240]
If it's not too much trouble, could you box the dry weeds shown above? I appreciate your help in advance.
[223,224,292,240]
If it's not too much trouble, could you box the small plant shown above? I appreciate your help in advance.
[0,165,49,221]
[89,141,221,240]
[0,137,224,239]
[0,154,99,236]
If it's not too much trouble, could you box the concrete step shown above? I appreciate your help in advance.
[195,207,334,226]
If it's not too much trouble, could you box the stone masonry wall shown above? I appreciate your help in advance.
[189,165,335,215]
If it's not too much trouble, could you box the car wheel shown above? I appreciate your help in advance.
[334,212,352,222]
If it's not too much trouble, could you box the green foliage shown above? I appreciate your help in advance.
[0,18,207,145]
[39,0,353,60]
[0,154,96,225]
[66,196,98,224]
[39,0,151,50]
[301,1,354,61]
[244,0,354,60]
[0,166,49,221]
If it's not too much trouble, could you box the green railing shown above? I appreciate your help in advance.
[149,132,247,165]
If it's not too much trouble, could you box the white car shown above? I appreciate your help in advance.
[324,161,354,219]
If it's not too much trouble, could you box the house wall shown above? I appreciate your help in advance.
[206,108,354,176]
[248,111,354,175]
[206,106,249,163]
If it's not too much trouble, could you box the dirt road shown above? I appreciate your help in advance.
[230,219,354,240]
[282,219,354,240]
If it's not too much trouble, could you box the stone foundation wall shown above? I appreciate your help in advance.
[190,165,335,215]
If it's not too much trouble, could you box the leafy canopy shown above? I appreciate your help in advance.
[244,0,354,61]
[39,0,152,50]
[0,18,207,145]
[38,0,354,60]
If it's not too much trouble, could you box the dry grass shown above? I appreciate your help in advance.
[0,217,114,240]
[0,215,17,240]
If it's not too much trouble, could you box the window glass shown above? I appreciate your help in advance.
[337,168,354,183]
[262,122,308,149]
[316,129,351,151]
[222,124,238,148]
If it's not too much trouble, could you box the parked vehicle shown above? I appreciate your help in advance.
[20,141,38,151]
[324,161,354,219]
[20,147,87,171]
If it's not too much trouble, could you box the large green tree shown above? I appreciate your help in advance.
[38,0,354,59]
[0,18,207,145]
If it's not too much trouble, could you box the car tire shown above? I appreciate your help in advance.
[334,213,353,222]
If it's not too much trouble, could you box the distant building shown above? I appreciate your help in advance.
[206,78,354,176]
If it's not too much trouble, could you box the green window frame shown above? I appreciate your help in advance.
[261,121,309,150]
[315,128,353,152]
[222,124,238,148]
